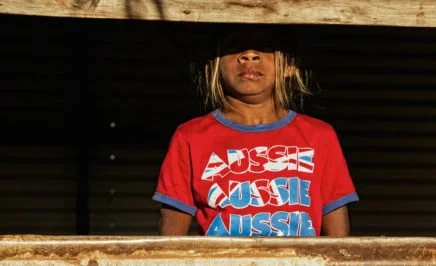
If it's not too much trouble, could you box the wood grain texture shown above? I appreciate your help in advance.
[1,0,436,27]
[0,235,434,265]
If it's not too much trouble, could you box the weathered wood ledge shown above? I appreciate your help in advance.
[0,235,435,265]
[1,0,436,27]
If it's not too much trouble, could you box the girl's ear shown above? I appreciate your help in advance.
[284,65,296,78]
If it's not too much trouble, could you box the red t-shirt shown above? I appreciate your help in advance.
[153,110,358,236]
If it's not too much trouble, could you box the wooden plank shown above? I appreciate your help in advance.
[0,63,71,76]
[318,90,436,102]
[334,120,436,135]
[0,95,67,108]
[1,236,435,265]
[89,211,197,235]
[90,212,159,228]
[93,83,196,97]
[346,151,436,165]
[90,149,165,162]
[0,180,76,193]
[95,98,199,113]
[90,227,159,235]
[90,227,199,236]
[94,89,191,99]
[353,217,434,232]
[1,0,436,27]
[88,43,187,61]
[350,200,436,213]
[356,184,436,197]
[0,212,76,227]
[317,105,436,118]
[317,73,436,86]
[1,43,73,58]
[0,197,76,210]
[91,65,187,79]
[0,227,76,235]
[0,146,72,160]
[352,214,436,229]
[295,24,436,37]
[352,230,434,236]
[342,136,436,148]
[0,163,76,179]
[89,180,156,196]
[89,164,161,179]
[0,113,69,129]
[303,40,436,54]
[0,80,70,92]
[305,56,436,71]
[350,168,436,182]
[91,148,165,161]
[89,197,160,211]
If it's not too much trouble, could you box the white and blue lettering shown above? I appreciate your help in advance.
[202,145,317,237]
[299,212,316,236]
[201,146,314,181]
[205,211,316,237]
[229,181,251,209]
[251,212,271,236]
[207,177,311,209]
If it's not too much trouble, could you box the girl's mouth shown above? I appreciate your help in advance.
[239,68,263,79]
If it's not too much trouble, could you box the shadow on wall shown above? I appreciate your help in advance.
[125,0,165,19]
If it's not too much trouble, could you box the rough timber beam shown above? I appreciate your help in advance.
[0,235,435,265]
[0,0,436,27]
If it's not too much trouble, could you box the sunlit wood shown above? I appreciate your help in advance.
[0,0,436,27]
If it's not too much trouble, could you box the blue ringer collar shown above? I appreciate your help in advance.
[212,109,296,133]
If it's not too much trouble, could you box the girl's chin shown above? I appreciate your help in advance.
[234,89,271,97]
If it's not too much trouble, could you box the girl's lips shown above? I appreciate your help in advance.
[239,68,263,79]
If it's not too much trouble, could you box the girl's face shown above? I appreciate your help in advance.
[219,30,277,105]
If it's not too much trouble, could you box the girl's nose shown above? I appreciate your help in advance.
[238,50,261,63]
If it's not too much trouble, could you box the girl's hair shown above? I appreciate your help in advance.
[191,25,312,113]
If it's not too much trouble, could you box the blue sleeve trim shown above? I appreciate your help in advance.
[322,192,359,215]
[152,192,197,216]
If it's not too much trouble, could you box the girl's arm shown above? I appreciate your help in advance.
[321,206,350,236]
[159,204,193,235]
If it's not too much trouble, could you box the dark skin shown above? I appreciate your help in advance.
[322,207,350,236]
[159,205,192,235]
[159,29,351,237]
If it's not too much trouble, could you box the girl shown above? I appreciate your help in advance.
[152,24,359,237]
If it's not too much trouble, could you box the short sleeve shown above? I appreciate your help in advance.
[320,126,359,215]
[152,128,197,216]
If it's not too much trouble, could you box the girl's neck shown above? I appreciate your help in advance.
[220,97,288,125]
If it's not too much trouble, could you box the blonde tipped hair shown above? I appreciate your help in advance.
[192,30,312,112]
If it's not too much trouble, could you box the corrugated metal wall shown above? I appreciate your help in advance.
[298,25,436,236]
[0,14,435,236]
